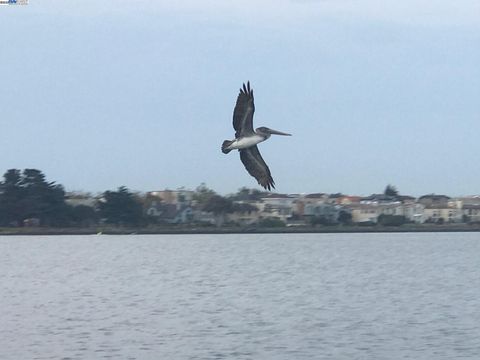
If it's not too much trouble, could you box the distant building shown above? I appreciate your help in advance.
[227,203,260,225]
[397,195,416,204]
[336,195,362,205]
[65,192,97,208]
[145,199,164,217]
[447,196,480,223]
[423,205,462,223]
[401,203,426,223]
[192,210,216,225]
[303,202,343,224]
[462,204,480,223]
[458,195,480,206]
[346,202,425,224]
[147,189,194,210]
[23,218,40,227]
[304,193,327,200]
[347,204,380,223]
[360,194,399,205]
[294,193,327,216]
[418,194,450,207]
[259,194,297,222]
[144,197,194,224]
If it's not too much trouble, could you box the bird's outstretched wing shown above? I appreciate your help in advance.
[233,82,255,137]
[239,145,275,191]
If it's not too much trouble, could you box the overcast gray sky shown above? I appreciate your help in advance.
[1,0,479,196]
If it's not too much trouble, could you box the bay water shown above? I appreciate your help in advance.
[1,233,479,359]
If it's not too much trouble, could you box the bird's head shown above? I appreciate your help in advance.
[256,127,292,138]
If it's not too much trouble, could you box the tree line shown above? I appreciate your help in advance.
[0,169,95,227]
[0,169,424,228]
[0,169,261,228]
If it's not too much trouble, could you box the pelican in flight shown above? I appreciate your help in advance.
[221,82,291,191]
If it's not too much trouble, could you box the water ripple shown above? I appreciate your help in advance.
[1,233,480,359]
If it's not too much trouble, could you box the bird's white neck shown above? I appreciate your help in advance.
[228,134,266,150]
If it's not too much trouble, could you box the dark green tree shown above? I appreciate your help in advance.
[230,187,250,201]
[0,169,23,226]
[98,186,143,226]
[258,218,286,228]
[229,187,269,201]
[310,215,332,226]
[202,194,233,227]
[20,169,69,226]
[338,210,352,225]
[69,205,98,227]
[0,169,69,226]
[378,214,406,226]
[192,183,216,208]
[203,195,233,214]
[384,184,399,197]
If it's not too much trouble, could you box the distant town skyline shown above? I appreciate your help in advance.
[1,1,479,196]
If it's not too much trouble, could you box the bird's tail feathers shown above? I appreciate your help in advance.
[221,140,234,154]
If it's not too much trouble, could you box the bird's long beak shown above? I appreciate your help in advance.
[269,129,292,136]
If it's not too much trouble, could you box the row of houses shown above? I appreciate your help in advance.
[66,190,480,226]
[298,193,480,225]
[209,192,480,226]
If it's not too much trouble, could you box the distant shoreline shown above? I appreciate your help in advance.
[1,224,480,236]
